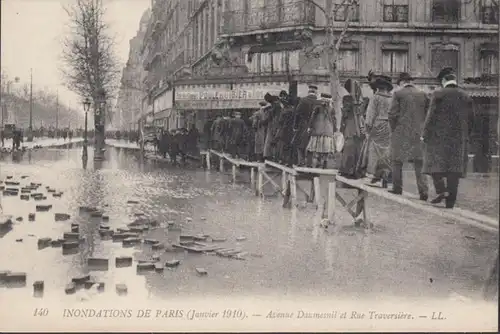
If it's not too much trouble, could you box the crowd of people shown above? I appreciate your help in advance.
[203,66,475,209]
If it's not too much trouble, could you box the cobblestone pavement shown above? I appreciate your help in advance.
[0,145,497,306]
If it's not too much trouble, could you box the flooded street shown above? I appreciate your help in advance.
[0,145,498,306]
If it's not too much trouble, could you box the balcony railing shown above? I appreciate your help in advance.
[222,2,315,34]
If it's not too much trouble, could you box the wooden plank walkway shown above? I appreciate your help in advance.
[203,151,498,233]
[332,175,498,233]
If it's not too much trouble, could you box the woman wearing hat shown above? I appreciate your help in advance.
[363,76,394,187]
[306,93,336,169]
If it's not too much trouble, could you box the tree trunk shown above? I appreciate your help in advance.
[326,16,341,132]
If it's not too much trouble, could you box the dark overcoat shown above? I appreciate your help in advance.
[229,117,246,145]
[389,85,429,162]
[421,86,475,177]
[277,103,295,143]
[262,102,282,157]
[252,109,267,155]
[210,118,224,148]
[292,94,317,149]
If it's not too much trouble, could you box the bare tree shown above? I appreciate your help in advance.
[60,0,119,156]
[305,0,360,128]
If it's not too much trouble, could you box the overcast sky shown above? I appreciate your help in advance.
[1,0,150,111]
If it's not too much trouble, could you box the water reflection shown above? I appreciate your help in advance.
[0,146,497,302]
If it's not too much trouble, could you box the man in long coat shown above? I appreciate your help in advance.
[421,68,475,209]
[388,72,429,200]
[292,84,318,166]
[210,114,224,151]
[252,101,268,162]
[228,111,246,158]
[276,91,296,166]
[262,93,282,160]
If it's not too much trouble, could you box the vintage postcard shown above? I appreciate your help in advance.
[0,0,498,332]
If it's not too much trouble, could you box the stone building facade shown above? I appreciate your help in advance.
[116,8,151,131]
[138,0,498,166]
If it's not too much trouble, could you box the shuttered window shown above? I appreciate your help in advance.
[246,50,300,73]
[382,50,408,73]
[334,1,360,22]
[480,51,498,75]
[432,0,460,23]
[383,0,409,22]
[431,46,459,75]
[337,49,359,73]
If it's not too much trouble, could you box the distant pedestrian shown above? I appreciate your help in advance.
[62,130,67,141]
[421,68,476,209]
[388,72,429,200]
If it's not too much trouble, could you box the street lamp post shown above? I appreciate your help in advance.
[27,68,34,142]
[82,98,91,159]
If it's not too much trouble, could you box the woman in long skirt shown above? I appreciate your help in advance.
[364,77,393,187]
[306,93,336,168]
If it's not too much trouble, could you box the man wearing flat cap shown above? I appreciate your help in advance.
[292,84,318,166]
[421,67,475,209]
[388,72,429,200]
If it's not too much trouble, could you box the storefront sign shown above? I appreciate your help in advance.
[175,83,286,102]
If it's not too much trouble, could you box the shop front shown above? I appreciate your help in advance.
[152,89,174,130]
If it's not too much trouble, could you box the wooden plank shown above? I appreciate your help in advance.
[335,192,358,218]
[211,150,225,158]
[293,166,339,176]
[219,156,224,172]
[261,170,282,191]
[327,181,336,222]
[250,168,255,189]
[206,150,211,170]
[265,160,297,175]
[232,165,237,183]
[336,175,499,232]
[346,191,366,212]
[290,175,297,205]
[257,167,264,196]
[313,177,321,207]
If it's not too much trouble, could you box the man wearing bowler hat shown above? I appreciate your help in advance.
[292,84,318,166]
[388,72,429,200]
[421,67,475,209]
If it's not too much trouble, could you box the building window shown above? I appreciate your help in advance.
[432,0,460,23]
[337,49,359,73]
[334,2,360,22]
[481,0,499,24]
[246,50,300,74]
[431,45,459,75]
[382,49,409,74]
[480,51,498,75]
[383,0,409,22]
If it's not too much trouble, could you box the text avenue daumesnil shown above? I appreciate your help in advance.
[61,308,420,320]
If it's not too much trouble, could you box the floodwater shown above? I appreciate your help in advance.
[0,145,497,305]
